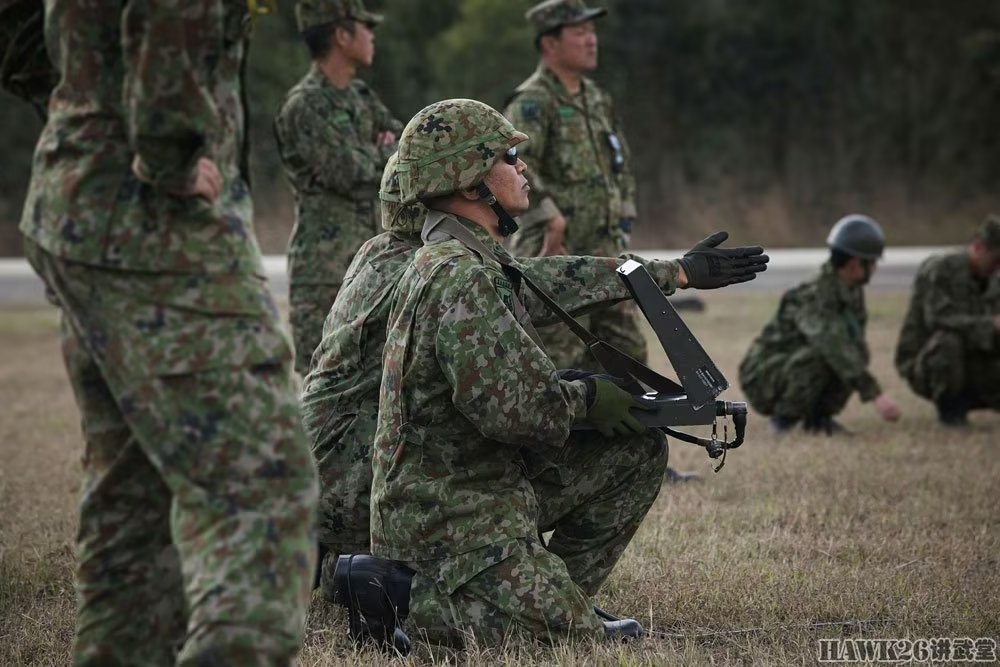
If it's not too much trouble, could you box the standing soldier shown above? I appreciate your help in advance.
[275,0,402,374]
[739,215,902,434]
[504,0,644,372]
[895,215,1000,425]
[19,2,319,665]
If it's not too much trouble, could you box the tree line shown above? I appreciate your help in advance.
[2,0,999,254]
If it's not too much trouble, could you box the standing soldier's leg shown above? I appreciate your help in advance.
[405,537,605,645]
[537,324,592,370]
[528,429,668,594]
[32,247,319,666]
[587,299,648,365]
[59,316,186,667]
[289,282,341,376]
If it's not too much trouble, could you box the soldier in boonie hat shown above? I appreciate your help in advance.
[295,0,383,32]
[526,0,606,36]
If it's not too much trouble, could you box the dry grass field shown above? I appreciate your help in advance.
[1,290,997,666]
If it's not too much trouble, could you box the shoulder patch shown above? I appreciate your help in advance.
[493,275,515,312]
[520,99,540,121]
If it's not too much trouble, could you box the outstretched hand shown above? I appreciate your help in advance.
[677,231,769,289]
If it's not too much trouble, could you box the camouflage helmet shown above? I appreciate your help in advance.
[295,0,382,32]
[975,214,1000,253]
[827,214,885,261]
[395,99,528,205]
[380,152,425,235]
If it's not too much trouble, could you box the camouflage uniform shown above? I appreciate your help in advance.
[504,0,645,371]
[275,0,401,375]
[0,0,57,117]
[375,216,670,644]
[19,2,318,665]
[739,262,882,422]
[304,154,683,604]
[895,221,1000,411]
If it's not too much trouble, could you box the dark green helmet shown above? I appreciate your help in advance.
[827,214,885,260]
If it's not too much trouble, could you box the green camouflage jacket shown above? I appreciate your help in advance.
[504,65,637,255]
[370,214,680,562]
[742,261,881,401]
[896,252,1000,376]
[274,66,402,285]
[20,0,262,275]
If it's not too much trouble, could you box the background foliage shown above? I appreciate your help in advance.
[2,0,1000,253]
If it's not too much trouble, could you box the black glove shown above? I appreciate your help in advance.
[677,231,769,289]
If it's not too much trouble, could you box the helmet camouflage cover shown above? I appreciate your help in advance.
[827,214,885,261]
[395,98,528,205]
[380,152,425,235]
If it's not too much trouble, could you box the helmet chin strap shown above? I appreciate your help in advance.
[475,183,519,238]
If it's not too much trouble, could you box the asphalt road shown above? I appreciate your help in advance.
[0,246,951,306]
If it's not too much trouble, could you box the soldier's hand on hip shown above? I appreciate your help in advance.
[993,314,1000,332]
[873,393,902,422]
[677,231,770,289]
[376,131,397,147]
[132,156,222,202]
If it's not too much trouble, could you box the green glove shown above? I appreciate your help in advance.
[586,378,653,438]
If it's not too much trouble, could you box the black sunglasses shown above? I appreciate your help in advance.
[503,147,518,165]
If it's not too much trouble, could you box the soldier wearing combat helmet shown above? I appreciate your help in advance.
[504,0,648,374]
[327,99,769,652]
[275,0,402,375]
[895,215,1000,425]
[739,215,903,435]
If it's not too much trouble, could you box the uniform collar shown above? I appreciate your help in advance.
[537,64,591,103]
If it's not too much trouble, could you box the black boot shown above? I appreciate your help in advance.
[936,395,972,427]
[594,606,645,640]
[333,554,415,655]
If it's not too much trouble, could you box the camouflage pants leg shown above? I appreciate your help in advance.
[27,243,319,667]
[536,301,647,373]
[60,317,187,666]
[771,346,853,421]
[288,282,341,376]
[300,400,377,600]
[527,429,668,595]
[907,331,1000,409]
[404,536,604,646]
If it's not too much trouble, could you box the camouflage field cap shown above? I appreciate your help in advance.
[975,214,1000,252]
[527,0,607,35]
[295,0,383,32]
[380,152,425,234]
[827,214,885,260]
[395,99,529,204]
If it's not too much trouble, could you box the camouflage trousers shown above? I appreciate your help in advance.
[289,282,341,376]
[402,428,668,645]
[741,345,854,421]
[901,331,1000,408]
[537,302,647,371]
[25,242,319,667]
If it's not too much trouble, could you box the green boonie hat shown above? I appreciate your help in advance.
[976,214,1000,253]
[396,99,529,205]
[526,0,606,35]
[295,0,383,32]
[380,152,425,235]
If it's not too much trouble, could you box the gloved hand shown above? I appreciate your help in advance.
[677,231,769,289]
[586,377,654,438]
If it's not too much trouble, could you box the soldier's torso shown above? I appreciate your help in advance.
[510,68,630,249]
[744,265,869,377]
[277,71,386,282]
[897,252,998,366]
[300,231,420,442]
[21,0,260,274]
[370,238,538,561]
